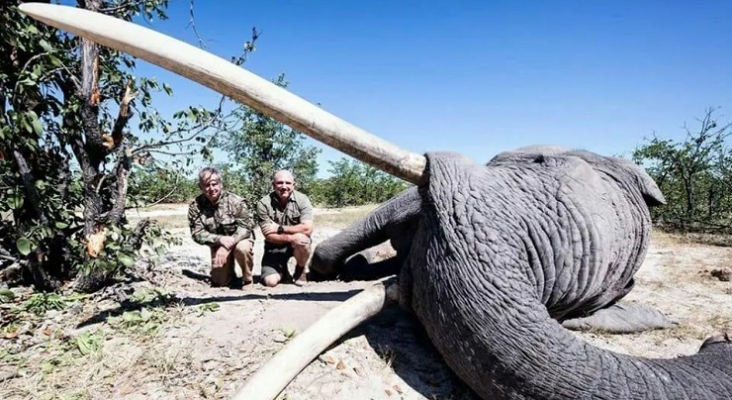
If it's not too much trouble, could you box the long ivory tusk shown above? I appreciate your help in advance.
[18,3,427,184]
[231,278,399,400]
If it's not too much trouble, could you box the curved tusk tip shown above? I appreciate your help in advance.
[18,3,77,24]
[18,2,55,15]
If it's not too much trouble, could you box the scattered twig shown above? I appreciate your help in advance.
[0,370,20,383]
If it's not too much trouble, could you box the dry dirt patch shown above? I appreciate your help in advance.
[1,205,731,400]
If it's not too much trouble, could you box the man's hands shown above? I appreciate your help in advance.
[213,246,229,267]
[290,234,310,247]
[261,222,282,236]
[218,236,237,249]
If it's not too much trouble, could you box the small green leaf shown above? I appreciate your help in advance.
[16,237,33,256]
[76,335,92,355]
[0,289,16,302]
[55,221,69,229]
[118,254,135,267]
[38,39,53,52]
[20,115,32,133]
[8,192,24,210]
[40,362,55,373]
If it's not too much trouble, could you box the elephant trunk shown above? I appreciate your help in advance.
[438,290,732,399]
[310,186,421,277]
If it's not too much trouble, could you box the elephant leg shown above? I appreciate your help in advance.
[561,301,678,333]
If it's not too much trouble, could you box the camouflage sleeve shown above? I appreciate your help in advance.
[230,196,254,242]
[187,199,222,246]
[255,197,271,231]
[299,193,314,222]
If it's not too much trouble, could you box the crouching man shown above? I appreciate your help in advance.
[188,167,255,288]
[256,170,313,287]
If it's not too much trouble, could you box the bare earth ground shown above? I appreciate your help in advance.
[1,203,731,400]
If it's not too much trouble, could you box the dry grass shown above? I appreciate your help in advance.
[312,204,380,229]
[653,229,732,248]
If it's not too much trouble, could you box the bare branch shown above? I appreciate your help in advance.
[107,80,137,150]
[186,0,207,48]
[12,51,80,93]
[130,117,221,154]
[0,246,18,263]
[99,0,146,14]
[146,149,201,157]
[0,254,18,262]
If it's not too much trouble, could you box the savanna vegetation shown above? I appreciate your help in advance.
[632,107,732,234]
[0,0,730,299]
[0,0,408,293]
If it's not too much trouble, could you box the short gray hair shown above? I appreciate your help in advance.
[198,166,222,186]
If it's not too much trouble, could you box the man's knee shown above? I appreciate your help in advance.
[262,274,280,287]
[291,233,312,251]
[235,239,254,255]
[234,240,254,265]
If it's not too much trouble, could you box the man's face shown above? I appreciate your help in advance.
[272,172,295,201]
[200,173,223,203]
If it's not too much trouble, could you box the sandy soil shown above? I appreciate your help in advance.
[1,204,731,400]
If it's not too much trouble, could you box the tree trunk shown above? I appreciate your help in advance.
[72,0,134,293]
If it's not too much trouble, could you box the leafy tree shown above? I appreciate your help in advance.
[632,107,732,232]
[0,0,257,292]
[313,157,411,207]
[216,73,321,206]
[126,165,199,205]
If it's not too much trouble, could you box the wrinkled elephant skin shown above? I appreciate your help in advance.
[311,148,732,399]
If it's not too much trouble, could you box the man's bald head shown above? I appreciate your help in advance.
[273,170,294,183]
[272,170,296,202]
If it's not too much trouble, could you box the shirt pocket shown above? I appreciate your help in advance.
[202,215,218,233]
[286,207,301,225]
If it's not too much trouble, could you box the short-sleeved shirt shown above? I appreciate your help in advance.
[256,190,313,245]
[187,191,254,246]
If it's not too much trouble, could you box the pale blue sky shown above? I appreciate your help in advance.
[122,1,731,176]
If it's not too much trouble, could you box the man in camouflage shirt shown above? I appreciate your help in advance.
[256,169,313,287]
[188,167,255,288]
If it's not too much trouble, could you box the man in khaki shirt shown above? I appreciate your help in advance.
[256,170,313,287]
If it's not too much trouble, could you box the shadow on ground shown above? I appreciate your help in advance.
[345,305,480,400]
[76,285,362,329]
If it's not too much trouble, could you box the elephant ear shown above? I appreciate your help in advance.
[486,144,571,166]
[566,150,667,207]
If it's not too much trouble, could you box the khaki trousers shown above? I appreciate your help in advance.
[210,239,254,286]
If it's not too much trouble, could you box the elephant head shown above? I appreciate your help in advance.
[19,4,732,400]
